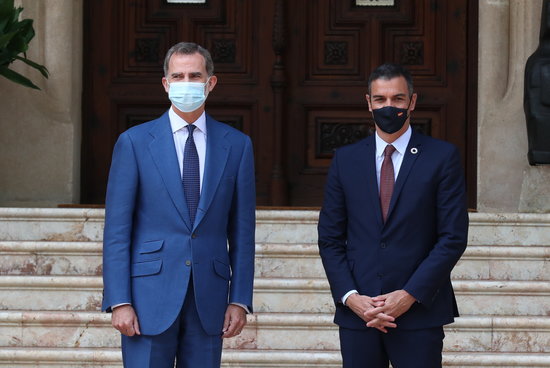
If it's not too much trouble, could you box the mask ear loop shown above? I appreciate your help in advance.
[368,96,378,126]
[204,76,212,97]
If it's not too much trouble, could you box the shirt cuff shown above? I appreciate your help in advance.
[342,290,358,305]
[231,302,251,314]
[111,303,131,310]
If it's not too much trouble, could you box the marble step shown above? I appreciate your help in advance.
[2,208,550,246]
[1,241,548,282]
[0,208,105,242]
[1,310,549,353]
[0,347,549,368]
[259,243,550,281]
[0,241,103,276]
[0,275,549,315]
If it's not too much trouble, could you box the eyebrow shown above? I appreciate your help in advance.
[372,93,408,99]
[169,72,203,78]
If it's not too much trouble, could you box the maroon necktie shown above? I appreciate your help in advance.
[380,144,396,223]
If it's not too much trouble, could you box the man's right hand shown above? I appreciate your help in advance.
[345,293,384,322]
[112,305,141,336]
[345,293,395,333]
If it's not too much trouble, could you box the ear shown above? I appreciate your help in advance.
[409,93,417,112]
[207,75,218,92]
[366,94,373,112]
[162,77,169,93]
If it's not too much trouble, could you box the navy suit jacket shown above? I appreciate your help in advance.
[318,131,468,330]
[102,111,256,336]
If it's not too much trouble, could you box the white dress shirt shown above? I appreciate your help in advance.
[169,107,207,190]
[375,126,412,191]
[342,126,413,305]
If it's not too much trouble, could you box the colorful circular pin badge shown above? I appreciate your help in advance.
[411,147,418,154]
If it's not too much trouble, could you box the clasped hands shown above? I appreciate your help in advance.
[346,290,416,333]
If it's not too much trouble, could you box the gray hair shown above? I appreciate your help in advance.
[163,42,214,77]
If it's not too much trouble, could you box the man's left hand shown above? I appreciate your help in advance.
[222,304,247,338]
[364,290,416,328]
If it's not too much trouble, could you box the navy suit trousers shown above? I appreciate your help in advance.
[339,326,444,368]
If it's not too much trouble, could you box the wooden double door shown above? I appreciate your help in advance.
[82,0,477,207]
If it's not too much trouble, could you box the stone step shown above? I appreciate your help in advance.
[258,242,550,281]
[255,278,550,315]
[1,276,549,315]
[2,241,548,282]
[2,208,550,246]
[453,245,550,281]
[0,208,105,242]
[1,310,549,353]
[0,347,549,368]
[0,241,102,276]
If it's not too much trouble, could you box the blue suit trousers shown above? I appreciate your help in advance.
[121,280,223,368]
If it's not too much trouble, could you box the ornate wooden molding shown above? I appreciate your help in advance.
[270,0,288,205]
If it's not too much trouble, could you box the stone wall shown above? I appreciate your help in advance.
[0,0,82,207]
[477,0,550,212]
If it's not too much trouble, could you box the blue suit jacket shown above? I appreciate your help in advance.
[102,111,256,336]
[318,131,468,330]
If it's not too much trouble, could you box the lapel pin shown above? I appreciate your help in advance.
[411,147,418,154]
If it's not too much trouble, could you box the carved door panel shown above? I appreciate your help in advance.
[82,0,476,207]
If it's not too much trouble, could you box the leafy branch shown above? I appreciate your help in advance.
[0,0,49,90]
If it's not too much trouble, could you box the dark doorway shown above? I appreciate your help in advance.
[82,0,477,208]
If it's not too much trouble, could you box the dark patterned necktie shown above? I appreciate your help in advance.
[183,124,200,225]
[380,144,396,223]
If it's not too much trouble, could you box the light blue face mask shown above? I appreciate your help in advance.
[168,78,210,113]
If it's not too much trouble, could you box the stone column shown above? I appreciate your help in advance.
[0,0,83,207]
[477,0,550,212]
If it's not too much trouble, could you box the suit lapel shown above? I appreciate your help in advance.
[193,116,230,229]
[386,131,423,222]
[148,112,193,231]
[357,136,384,228]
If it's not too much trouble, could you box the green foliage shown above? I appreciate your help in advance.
[0,0,49,90]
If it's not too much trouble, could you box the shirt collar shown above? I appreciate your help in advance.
[169,107,207,135]
[375,125,412,157]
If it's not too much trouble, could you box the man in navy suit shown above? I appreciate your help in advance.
[102,42,256,367]
[318,63,468,368]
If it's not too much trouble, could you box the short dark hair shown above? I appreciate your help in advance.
[367,63,414,96]
[163,42,214,77]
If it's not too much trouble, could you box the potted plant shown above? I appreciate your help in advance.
[0,0,48,90]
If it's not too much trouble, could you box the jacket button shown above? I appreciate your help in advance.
[192,233,197,239]
[381,242,387,248]
[185,260,191,266]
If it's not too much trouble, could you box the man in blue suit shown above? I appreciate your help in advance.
[102,42,256,367]
[318,63,468,368]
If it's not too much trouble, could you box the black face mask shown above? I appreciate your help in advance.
[371,105,410,134]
